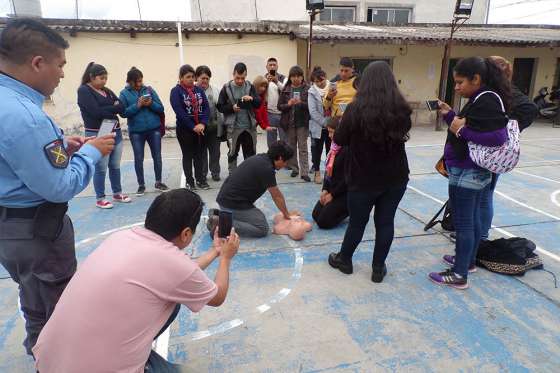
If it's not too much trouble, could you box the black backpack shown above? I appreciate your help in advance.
[476,238,543,276]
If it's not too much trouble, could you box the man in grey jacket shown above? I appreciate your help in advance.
[217,63,261,174]
[265,57,288,148]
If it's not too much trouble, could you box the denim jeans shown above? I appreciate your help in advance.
[267,113,287,148]
[129,128,163,186]
[339,182,408,267]
[447,166,492,277]
[479,173,499,240]
[145,304,183,372]
[85,129,123,200]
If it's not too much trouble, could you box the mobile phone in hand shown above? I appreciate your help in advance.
[426,100,440,111]
[97,119,117,137]
[218,210,233,238]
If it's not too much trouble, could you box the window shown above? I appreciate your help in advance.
[352,58,393,75]
[320,6,356,22]
[368,8,411,24]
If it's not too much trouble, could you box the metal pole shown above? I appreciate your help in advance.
[137,0,142,21]
[75,0,79,19]
[306,11,315,80]
[177,21,184,66]
[435,18,457,130]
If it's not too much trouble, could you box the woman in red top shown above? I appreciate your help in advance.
[253,76,273,132]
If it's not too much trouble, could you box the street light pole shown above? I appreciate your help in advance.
[306,9,318,80]
[435,0,474,130]
[305,0,325,80]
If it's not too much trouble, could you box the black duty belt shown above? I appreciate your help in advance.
[0,206,39,219]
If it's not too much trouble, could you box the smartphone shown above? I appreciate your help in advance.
[97,119,117,137]
[330,81,337,91]
[270,70,276,76]
[142,93,151,99]
[218,210,233,239]
[426,100,440,111]
[293,91,301,101]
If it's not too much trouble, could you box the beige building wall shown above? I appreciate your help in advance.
[303,41,560,123]
[45,32,298,133]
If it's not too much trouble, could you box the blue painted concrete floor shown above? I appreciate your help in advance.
[1,123,560,372]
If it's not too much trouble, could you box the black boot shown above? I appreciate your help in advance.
[328,252,353,274]
[371,264,387,283]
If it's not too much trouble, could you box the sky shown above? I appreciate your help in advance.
[0,0,559,25]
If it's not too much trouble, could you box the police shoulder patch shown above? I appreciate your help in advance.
[44,139,69,169]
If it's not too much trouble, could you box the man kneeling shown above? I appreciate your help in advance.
[213,141,296,238]
[33,189,239,373]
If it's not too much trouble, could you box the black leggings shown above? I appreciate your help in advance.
[312,195,348,229]
[311,128,331,172]
[177,126,205,185]
[339,183,408,267]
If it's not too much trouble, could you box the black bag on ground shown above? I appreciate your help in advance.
[476,237,543,276]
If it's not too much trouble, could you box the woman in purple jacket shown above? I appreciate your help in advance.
[170,64,210,190]
[429,57,512,290]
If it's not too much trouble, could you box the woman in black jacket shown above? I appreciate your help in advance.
[77,62,129,209]
[312,117,348,229]
[327,61,411,283]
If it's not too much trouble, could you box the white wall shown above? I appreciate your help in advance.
[12,0,41,17]
[190,0,307,22]
[321,0,489,23]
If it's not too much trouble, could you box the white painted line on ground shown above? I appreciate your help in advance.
[551,191,560,208]
[514,169,560,184]
[408,183,560,264]
[75,222,144,247]
[494,190,560,221]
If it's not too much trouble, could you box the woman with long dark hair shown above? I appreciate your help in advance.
[327,61,411,283]
[119,67,168,196]
[77,62,129,209]
[170,64,210,190]
[429,57,511,289]
[278,65,311,182]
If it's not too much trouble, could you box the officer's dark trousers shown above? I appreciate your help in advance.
[0,214,76,356]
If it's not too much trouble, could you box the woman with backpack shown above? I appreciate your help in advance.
[78,62,130,209]
[119,67,168,196]
[278,65,311,182]
[327,61,411,283]
[429,57,512,290]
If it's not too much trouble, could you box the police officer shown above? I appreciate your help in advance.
[0,18,115,356]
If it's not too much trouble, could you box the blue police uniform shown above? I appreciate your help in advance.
[0,73,102,355]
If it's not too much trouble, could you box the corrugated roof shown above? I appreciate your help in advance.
[0,18,558,46]
[298,23,560,46]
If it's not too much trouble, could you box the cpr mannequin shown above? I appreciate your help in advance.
[272,213,312,241]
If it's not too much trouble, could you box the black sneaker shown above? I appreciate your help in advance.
[197,181,210,190]
[301,175,311,182]
[155,182,169,192]
[136,185,146,196]
[328,252,353,274]
[371,264,387,283]
[212,175,221,182]
[290,170,298,178]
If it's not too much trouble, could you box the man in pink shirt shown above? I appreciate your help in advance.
[33,189,239,373]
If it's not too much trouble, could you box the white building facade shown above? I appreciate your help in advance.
[190,0,490,24]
